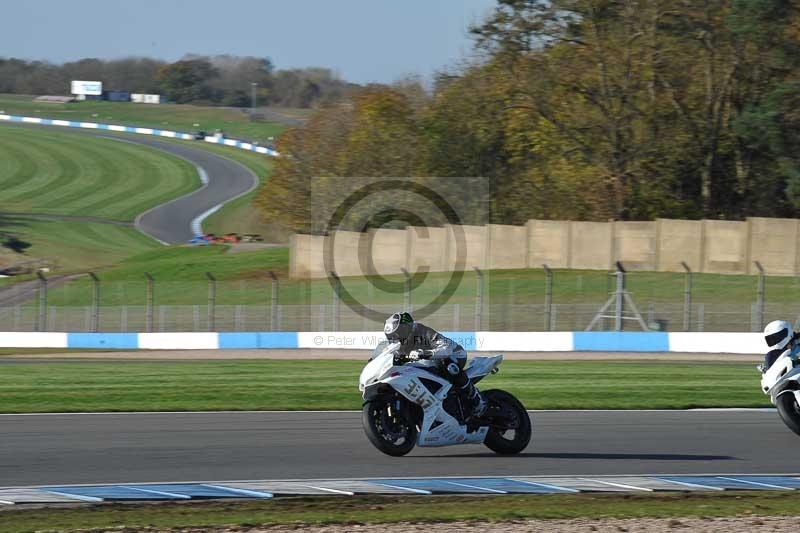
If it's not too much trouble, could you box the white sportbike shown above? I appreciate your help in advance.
[760,349,800,436]
[358,341,532,456]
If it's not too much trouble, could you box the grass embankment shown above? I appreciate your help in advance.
[0,94,286,143]
[1,492,798,532]
[0,125,206,270]
[0,125,198,220]
[0,360,765,413]
[0,217,160,271]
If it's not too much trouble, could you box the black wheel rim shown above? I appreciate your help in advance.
[372,402,411,446]
[491,404,525,444]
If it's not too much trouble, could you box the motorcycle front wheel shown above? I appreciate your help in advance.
[482,389,532,455]
[362,397,418,456]
[776,393,800,436]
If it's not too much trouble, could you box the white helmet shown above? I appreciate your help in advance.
[764,320,793,351]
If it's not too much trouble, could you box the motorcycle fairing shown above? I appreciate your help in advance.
[465,355,502,382]
[383,366,489,447]
[761,351,800,402]
[360,349,493,447]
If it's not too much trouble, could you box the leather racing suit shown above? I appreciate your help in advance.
[395,322,485,418]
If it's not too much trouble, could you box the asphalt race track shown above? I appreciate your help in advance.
[128,136,257,243]
[0,122,258,243]
[0,410,795,487]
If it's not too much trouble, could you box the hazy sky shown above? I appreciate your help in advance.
[1,0,497,83]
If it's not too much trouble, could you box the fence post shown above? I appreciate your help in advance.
[206,272,216,331]
[330,271,341,331]
[681,261,692,332]
[268,271,278,331]
[474,267,484,331]
[698,303,705,332]
[543,264,553,331]
[614,263,625,331]
[401,268,411,312]
[88,272,100,332]
[145,272,154,333]
[36,271,47,332]
[755,261,765,331]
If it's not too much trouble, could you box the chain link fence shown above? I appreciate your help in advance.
[3,265,797,332]
[2,301,797,334]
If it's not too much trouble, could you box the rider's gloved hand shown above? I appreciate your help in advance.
[409,349,432,360]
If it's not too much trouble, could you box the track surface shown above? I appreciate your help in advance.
[128,136,257,243]
[0,410,792,487]
[0,122,258,243]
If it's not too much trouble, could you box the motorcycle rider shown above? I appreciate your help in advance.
[383,312,486,419]
[763,320,800,370]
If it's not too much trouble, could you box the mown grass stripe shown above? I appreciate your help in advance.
[0,126,198,221]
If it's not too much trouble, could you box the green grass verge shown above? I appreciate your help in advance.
[0,125,199,221]
[0,492,798,532]
[44,245,288,304]
[0,94,285,143]
[0,360,765,413]
[1,217,160,271]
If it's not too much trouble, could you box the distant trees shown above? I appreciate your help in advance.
[157,59,220,104]
[0,54,355,108]
[257,0,800,230]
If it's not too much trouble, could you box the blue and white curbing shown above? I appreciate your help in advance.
[204,134,278,156]
[0,114,278,156]
[2,474,800,504]
[0,331,766,354]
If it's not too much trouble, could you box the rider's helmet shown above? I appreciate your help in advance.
[764,320,794,351]
[384,312,414,343]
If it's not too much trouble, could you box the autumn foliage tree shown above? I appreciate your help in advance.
[258,0,800,231]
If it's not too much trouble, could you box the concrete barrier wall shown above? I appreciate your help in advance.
[526,220,569,268]
[747,217,799,275]
[289,234,326,278]
[445,224,487,271]
[487,224,527,270]
[703,220,748,274]
[656,219,703,272]
[329,231,363,277]
[368,228,407,275]
[614,221,657,270]
[569,222,613,270]
[0,331,765,354]
[289,216,800,279]
[407,226,448,273]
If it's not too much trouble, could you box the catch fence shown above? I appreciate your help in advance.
[1,264,797,333]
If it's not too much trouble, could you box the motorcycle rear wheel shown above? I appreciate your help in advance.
[482,389,532,455]
[362,397,418,456]
[776,393,800,436]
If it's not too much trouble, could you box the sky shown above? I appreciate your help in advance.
[0,0,497,84]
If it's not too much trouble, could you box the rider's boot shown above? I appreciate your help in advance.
[462,381,486,419]
[446,362,486,420]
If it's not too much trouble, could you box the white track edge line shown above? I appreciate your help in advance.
[716,476,793,490]
[9,474,800,492]
[655,478,725,491]
[577,478,653,492]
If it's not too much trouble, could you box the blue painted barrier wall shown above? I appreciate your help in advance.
[0,331,761,354]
